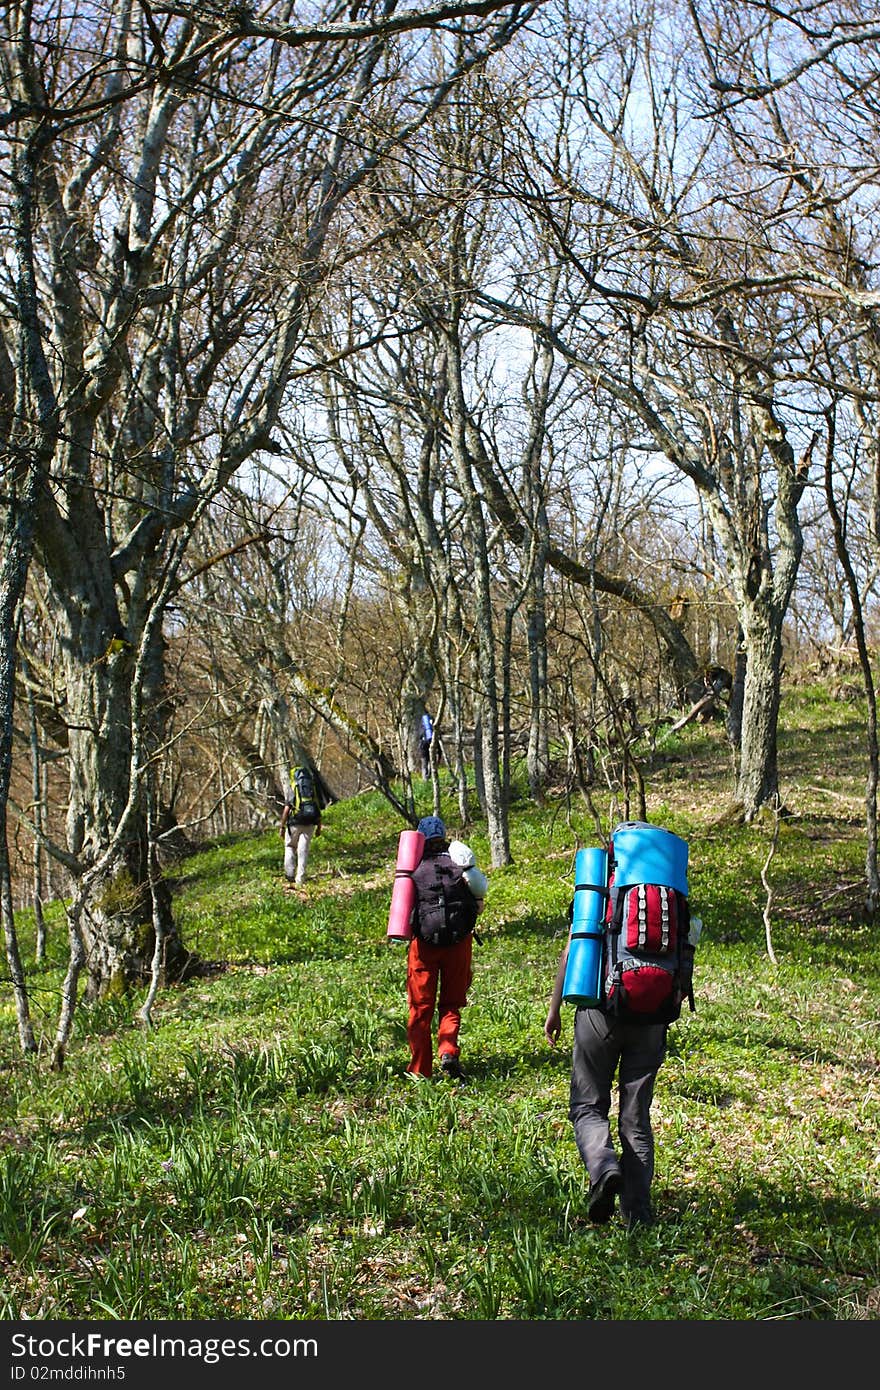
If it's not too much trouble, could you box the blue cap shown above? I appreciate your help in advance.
[417,816,446,840]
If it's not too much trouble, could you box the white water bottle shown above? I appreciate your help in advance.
[688,916,703,947]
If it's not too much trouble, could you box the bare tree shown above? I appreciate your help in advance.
[691,0,880,905]
[0,0,541,1057]
[479,1,824,819]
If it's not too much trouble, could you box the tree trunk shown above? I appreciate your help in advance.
[1,130,50,1053]
[526,584,550,803]
[727,631,746,752]
[445,313,510,866]
[822,418,880,917]
[472,707,486,818]
[0,451,39,1053]
[60,601,184,998]
[23,660,47,961]
[736,614,782,818]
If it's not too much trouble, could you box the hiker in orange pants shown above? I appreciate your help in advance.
[406,933,473,1079]
[403,814,484,1081]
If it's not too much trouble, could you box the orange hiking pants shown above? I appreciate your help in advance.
[406,935,473,1078]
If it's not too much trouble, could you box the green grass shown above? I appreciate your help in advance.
[1,687,879,1320]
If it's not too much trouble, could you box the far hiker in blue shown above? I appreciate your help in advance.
[418,711,434,779]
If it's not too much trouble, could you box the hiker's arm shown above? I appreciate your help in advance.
[314,813,322,836]
[280,805,289,836]
[544,945,569,1046]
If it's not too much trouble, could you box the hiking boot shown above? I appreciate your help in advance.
[439,1053,466,1081]
[621,1205,654,1231]
[587,1168,621,1224]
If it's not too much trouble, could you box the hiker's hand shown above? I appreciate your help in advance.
[544,1008,561,1046]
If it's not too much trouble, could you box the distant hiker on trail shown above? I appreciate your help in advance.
[418,711,434,779]
[280,764,324,887]
[404,815,487,1082]
[544,820,701,1230]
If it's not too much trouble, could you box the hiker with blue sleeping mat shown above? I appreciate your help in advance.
[544,821,702,1229]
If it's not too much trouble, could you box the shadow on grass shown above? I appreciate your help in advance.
[320,836,399,877]
[492,912,570,943]
[687,1013,878,1074]
[729,1183,880,1256]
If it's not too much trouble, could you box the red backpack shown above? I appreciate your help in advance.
[603,822,696,1025]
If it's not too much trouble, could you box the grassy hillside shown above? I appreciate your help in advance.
[1,687,878,1320]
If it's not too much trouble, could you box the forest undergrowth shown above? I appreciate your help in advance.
[1,686,878,1320]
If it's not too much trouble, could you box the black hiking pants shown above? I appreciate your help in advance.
[569,1006,667,1222]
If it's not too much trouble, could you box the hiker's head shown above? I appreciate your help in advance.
[417,815,446,844]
